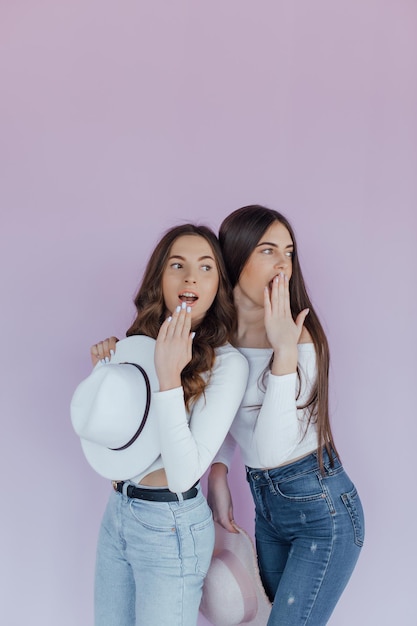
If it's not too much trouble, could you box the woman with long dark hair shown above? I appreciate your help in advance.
[208,205,365,625]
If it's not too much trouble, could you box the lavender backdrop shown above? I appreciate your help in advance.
[1,1,416,624]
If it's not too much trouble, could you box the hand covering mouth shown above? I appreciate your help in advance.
[178,291,199,304]
[268,274,284,290]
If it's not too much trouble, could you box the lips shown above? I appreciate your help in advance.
[269,274,286,289]
[179,291,199,305]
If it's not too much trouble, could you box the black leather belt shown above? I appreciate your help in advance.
[112,481,199,502]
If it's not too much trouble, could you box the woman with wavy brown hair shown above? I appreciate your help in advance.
[208,204,365,626]
[89,223,248,626]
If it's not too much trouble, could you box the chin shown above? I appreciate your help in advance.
[191,313,205,327]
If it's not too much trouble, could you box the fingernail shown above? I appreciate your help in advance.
[104,357,109,363]
[191,332,196,339]
[181,302,186,310]
[176,305,181,313]
[110,349,115,356]
[187,306,191,313]
[167,316,172,322]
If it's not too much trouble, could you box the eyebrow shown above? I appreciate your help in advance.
[255,241,294,249]
[168,254,215,261]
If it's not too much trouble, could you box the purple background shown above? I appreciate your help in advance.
[1,1,416,624]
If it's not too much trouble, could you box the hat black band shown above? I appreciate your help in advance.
[109,362,151,452]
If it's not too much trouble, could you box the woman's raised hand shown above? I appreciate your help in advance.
[90,336,119,366]
[264,273,309,375]
[154,302,194,391]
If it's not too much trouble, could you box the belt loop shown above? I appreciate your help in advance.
[176,492,184,502]
[122,482,130,497]
[263,470,277,495]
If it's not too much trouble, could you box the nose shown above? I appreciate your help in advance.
[184,274,197,284]
[274,253,288,270]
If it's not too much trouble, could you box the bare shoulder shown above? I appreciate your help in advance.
[299,327,313,344]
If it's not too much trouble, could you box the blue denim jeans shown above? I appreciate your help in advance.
[246,448,365,626]
[94,484,214,626]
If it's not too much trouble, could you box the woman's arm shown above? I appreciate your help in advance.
[253,345,317,467]
[88,315,249,493]
[207,462,238,533]
[155,345,249,493]
[253,273,316,466]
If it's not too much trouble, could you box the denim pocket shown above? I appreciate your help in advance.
[275,470,326,502]
[190,509,215,577]
[341,487,365,547]
[129,500,176,532]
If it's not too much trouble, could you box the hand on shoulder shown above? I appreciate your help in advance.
[90,336,119,366]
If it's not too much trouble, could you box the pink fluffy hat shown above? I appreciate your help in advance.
[200,521,272,625]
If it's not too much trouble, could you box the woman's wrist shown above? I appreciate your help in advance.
[271,347,298,375]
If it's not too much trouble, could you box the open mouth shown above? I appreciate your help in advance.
[179,291,199,305]
[268,274,285,290]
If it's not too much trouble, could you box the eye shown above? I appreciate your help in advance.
[285,251,294,258]
[260,247,274,255]
[170,262,183,269]
[201,264,212,272]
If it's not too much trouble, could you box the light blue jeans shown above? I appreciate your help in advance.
[94,484,214,626]
[247,447,365,625]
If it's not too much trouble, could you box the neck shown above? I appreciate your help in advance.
[233,285,270,349]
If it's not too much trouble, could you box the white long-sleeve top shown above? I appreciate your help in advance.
[214,343,318,470]
[131,342,249,492]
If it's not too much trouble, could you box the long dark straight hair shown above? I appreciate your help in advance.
[219,205,338,469]
[126,224,237,410]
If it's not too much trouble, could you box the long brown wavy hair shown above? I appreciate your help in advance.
[126,224,237,410]
[219,204,339,469]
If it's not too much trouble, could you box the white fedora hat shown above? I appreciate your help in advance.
[70,335,160,480]
[200,521,272,626]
